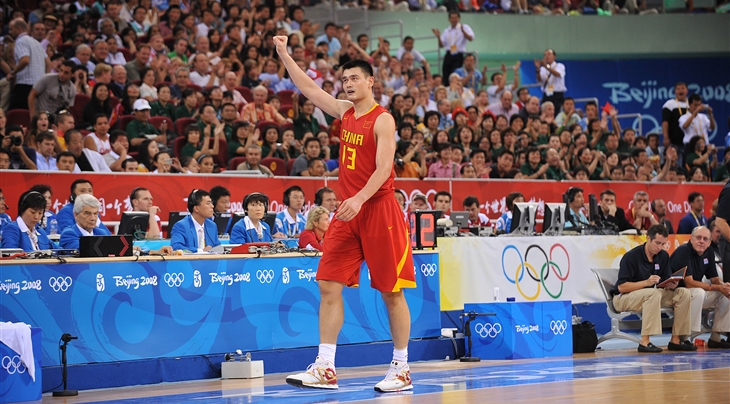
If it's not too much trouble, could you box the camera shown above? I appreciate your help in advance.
[10,135,23,147]
[276,143,282,147]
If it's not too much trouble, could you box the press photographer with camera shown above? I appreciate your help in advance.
[1,125,37,170]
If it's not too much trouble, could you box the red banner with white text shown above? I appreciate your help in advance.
[0,172,722,227]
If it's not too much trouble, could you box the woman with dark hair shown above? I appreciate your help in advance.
[420,110,440,144]
[389,94,405,127]
[136,138,159,172]
[139,67,159,101]
[150,84,176,119]
[456,126,478,161]
[83,83,112,128]
[686,135,717,179]
[293,95,320,140]
[208,29,222,53]
[120,27,138,53]
[28,111,52,148]
[261,125,287,160]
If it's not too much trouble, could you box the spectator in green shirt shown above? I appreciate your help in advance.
[228,121,256,161]
[167,38,189,64]
[150,84,176,119]
[293,93,320,140]
[127,99,168,148]
[686,135,717,180]
[180,121,221,159]
[545,147,573,181]
[219,102,237,141]
[175,88,199,120]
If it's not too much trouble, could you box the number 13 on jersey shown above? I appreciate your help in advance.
[342,145,357,170]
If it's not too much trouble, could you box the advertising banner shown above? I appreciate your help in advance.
[439,235,691,311]
[0,253,439,366]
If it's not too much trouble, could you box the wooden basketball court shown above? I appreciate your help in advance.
[42,349,730,403]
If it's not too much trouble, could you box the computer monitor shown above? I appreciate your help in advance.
[562,193,574,227]
[118,211,150,240]
[588,194,600,224]
[510,202,538,235]
[214,212,232,236]
[168,211,190,234]
[451,211,469,229]
[542,203,566,235]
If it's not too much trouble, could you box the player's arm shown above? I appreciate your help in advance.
[273,36,352,119]
[336,113,396,222]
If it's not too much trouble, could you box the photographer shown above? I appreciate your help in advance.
[1,125,37,170]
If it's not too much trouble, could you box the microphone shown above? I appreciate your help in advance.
[61,333,78,343]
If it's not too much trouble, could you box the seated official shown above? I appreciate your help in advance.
[597,189,633,231]
[0,191,57,251]
[564,187,590,229]
[299,206,330,252]
[495,192,524,233]
[611,225,695,353]
[56,179,110,233]
[59,194,113,249]
[275,186,306,238]
[670,226,730,348]
[170,189,221,252]
[130,187,162,239]
[231,193,276,243]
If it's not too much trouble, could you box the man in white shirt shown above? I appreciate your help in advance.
[220,71,248,107]
[487,63,520,105]
[130,187,162,239]
[35,131,58,171]
[432,12,474,80]
[486,90,519,120]
[396,36,427,64]
[534,49,567,110]
[189,53,220,88]
[679,94,716,145]
[65,129,112,173]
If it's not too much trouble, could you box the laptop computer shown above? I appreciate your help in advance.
[450,211,470,229]
[79,235,134,257]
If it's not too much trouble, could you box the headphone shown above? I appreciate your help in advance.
[188,189,200,213]
[69,179,91,203]
[314,187,331,207]
[283,185,303,207]
[19,191,44,214]
[243,192,269,213]
[566,187,582,203]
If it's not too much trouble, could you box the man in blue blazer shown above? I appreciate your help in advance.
[1,191,58,251]
[171,189,221,252]
[56,178,110,233]
[59,194,112,249]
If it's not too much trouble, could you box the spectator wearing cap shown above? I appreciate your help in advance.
[486,90,519,120]
[8,19,47,111]
[410,194,430,212]
[126,99,168,147]
[433,12,474,80]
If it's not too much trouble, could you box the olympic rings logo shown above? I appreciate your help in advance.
[2,355,26,374]
[257,269,274,284]
[501,244,571,301]
[48,276,73,292]
[164,272,185,287]
[474,322,502,339]
[550,320,568,335]
[420,263,437,277]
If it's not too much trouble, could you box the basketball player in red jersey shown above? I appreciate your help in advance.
[274,36,415,393]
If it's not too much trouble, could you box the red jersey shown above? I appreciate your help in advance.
[339,104,395,201]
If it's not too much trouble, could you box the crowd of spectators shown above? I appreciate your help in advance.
[0,1,727,185]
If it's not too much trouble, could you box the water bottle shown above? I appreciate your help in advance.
[49,218,58,235]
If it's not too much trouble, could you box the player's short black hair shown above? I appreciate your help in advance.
[340,59,373,78]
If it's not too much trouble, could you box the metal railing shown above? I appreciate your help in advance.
[616,113,644,137]
[366,20,403,54]
[409,35,442,74]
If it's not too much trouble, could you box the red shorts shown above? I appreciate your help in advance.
[317,194,415,293]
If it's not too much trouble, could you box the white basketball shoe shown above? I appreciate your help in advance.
[285,356,339,389]
[374,360,413,392]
